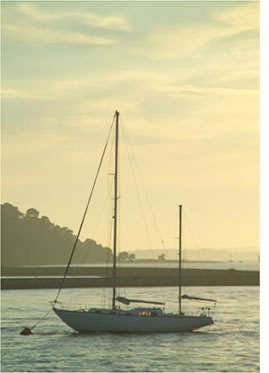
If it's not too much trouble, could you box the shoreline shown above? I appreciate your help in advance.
[1,266,259,289]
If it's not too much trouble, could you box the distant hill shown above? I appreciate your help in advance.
[1,203,112,266]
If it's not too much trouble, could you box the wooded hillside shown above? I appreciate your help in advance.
[1,203,112,266]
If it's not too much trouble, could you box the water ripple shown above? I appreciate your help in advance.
[1,286,259,372]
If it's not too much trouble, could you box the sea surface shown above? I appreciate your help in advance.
[1,286,259,372]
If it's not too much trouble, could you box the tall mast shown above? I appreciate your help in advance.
[178,204,182,315]
[112,110,119,310]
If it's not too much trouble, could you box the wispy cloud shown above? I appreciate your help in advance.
[140,2,259,59]
[1,88,32,99]
[2,23,116,45]
[152,83,258,100]
[213,2,259,32]
[17,3,131,31]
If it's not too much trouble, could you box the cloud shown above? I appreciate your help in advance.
[139,2,259,59]
[17,3,131,31]
[2,3,131,45]
[152,83,258,100]
[2,23,116,45]
[17,3,66,22]
[1,88,33,99]
[82,13,131,31]
[213,2,259,33]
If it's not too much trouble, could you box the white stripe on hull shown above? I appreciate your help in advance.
[53,308,213,333]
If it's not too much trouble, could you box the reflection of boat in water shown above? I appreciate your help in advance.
[53,111,216,333]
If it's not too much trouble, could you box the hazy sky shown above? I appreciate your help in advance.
[2,0,259,253]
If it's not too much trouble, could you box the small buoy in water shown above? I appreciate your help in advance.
[20,327,33,336]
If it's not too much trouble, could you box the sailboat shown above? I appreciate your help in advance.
[53,111,216,333]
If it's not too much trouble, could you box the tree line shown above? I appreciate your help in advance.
[1,203,112,266]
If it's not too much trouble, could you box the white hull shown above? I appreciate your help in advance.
[53,308,213,333]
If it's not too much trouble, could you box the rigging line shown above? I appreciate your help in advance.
[77,187,112,270]
[30,308,53,331]
[54,114,116,303]
[120,118,166,304]
[118,129,121,267]
[79,190,111,304]
[91,194,110,239]
[183,210,202,262]
[125,134,167,252]
[101,139,115,309]
[121,121,166,256]
[101,140,115,308]
[101,175,114,309]
[102,133,115,308]
[102,219,113,308]
[107,123,115,241]
[120,119,153,253]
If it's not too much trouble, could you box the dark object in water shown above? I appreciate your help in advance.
[20,327,33,335]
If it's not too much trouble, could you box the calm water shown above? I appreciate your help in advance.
[1,286,259,372]
[22,261,260,271]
